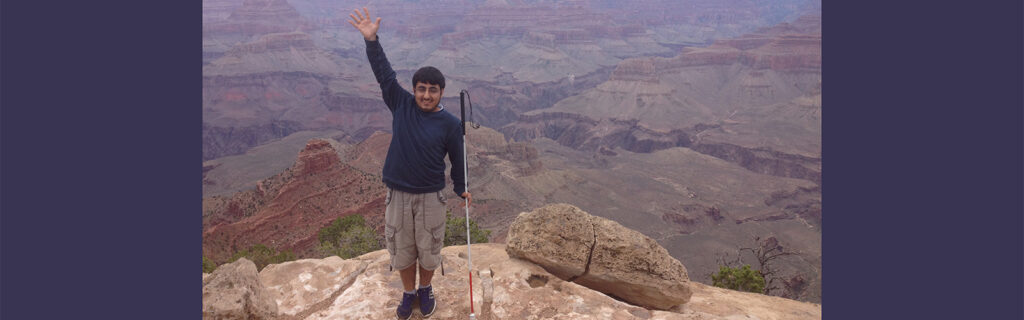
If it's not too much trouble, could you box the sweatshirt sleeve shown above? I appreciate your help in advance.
[447,124,466,196]
[365,37,412,113]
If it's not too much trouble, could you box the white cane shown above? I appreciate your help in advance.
[459,90,477,320]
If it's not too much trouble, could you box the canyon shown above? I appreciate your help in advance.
[203,0,823,303]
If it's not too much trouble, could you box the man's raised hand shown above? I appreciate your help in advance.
[348,7,380,41]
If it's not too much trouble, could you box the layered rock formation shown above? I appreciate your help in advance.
[591,0,820,45]
[502,111,821,184]
[203,0,393,160]
[203,121,306,161]
[205,0,314,39]
[204,0,315,64]
[205,32,345,76]
[202,29,388,160]
[203,0,821,160]
[519,14,821,131]
[202,124,551,263]
[202,28,380,123]
[204,0,822,158]
[418,2,669,83]
[203,130,351,197]
[203,0,244,24]
[202,138,387,262]
[501,15,822,185]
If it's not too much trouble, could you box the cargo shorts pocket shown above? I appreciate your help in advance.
[384,189,401,230]
[384,188,400,257]
[385,226,397,256]
[436,191,447,205]
[431,225,445,255]
[429,192,447,255]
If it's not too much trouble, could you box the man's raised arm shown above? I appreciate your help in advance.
[348,7,409,112]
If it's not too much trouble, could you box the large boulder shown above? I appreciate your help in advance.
[505,203,693,310]
[503,204,595,280]
[202,258,279,319]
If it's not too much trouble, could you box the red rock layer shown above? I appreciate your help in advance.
[202,139,387,262]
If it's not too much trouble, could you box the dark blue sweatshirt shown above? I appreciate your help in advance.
[365,38,466,196]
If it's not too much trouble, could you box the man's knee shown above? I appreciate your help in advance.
[400,263,418,273]
[417,252,442,271]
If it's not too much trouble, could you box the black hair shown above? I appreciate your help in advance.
[412,66,445,89]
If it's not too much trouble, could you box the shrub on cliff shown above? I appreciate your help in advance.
[444,210,490,246]
[716,235,805,297]
[228,244,296,271]
[203,256,217,273]
[711,265,765,293]
[317,214,381,259]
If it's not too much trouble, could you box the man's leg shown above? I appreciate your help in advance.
[414,191,444,287]
[396,265,418,320]
[416,264,437,318]
[413,191,446,318]
[386,188,418,320]
[419,265,434,287]
[400,264,418,292]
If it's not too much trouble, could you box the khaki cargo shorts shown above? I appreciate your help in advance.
[384,188,447,271]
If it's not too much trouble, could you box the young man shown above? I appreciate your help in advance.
[348,7,472,320]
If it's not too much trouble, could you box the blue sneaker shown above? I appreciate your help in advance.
[396,292,416,320]
[417,286,437,318]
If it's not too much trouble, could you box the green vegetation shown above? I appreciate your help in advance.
[711,265,766,294]
[228,243,297,271]
[202,256,217,273]
[205,211,491,273]
[316,210,490,259]
[317,214,381,259]
[444,210,491,246]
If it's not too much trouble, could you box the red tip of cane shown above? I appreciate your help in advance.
[469,272,475,313]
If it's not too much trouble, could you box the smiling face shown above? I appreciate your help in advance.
[414,82,444,112]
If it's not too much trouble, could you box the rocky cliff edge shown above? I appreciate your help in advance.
[203,204,821,320]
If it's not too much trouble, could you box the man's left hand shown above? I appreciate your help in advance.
[460,192,472,208]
